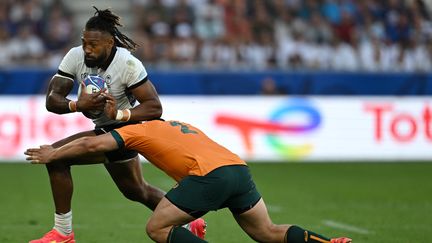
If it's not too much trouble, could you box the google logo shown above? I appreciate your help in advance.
[215,99,322,159]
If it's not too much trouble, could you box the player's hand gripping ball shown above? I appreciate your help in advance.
[78,75,108,119]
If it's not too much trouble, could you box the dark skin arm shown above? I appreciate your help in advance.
[45,76,106,114]
[127,79,163,121]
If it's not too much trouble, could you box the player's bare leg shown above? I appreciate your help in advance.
[30,131,106,243]
[234,198,351,243]
[104,156,165,210]
[234,198,289,242]
[47,131,105,213]
[146,197,206,243]
[105,158,207,239]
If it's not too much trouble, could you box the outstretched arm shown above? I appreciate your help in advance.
[25,133,119,164]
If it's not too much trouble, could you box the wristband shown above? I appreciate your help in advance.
[115,109,131,121]
[68,100,77,112]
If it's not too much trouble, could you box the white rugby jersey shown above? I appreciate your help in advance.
[54,46,148,127]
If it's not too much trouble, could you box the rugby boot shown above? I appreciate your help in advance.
[29,228,75,243]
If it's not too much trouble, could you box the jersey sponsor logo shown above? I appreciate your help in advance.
[80,72,89,81]
[105,75,112,87]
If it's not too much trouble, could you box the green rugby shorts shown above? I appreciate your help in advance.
[165,165,261,218]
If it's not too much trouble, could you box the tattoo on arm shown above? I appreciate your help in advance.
[46,77,75,114]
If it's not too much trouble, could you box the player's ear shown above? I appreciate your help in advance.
[107,35,115,46]
[102,32,114,47]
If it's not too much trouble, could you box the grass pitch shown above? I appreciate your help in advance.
[0,162,431,243]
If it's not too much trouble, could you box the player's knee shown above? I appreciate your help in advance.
[120,183,150,203]
[145,221,160,241]
[121,187,143,202]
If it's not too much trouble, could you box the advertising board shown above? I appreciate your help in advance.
[1,96,430,161]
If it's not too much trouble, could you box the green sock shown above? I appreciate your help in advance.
[285,225,331,243]
[167,226,208,243]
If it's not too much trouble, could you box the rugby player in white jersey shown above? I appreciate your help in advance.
[29,7,206,243]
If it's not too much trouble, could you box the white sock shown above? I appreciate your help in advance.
[53,211,72,235]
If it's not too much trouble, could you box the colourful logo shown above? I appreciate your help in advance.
[215,99,321,159]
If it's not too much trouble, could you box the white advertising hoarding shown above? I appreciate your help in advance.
[0,96,431,162]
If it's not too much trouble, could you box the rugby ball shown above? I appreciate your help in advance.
[78,75,108,96]
[78,75,108,119]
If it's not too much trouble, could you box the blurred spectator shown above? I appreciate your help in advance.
[260,77,286,95]
[45,0,73,67]
[249,0,274,41]
[398,37,431,72]
[144,0,171,22]
[333,9,356,43]
[9,0,43,35]
[304,11,333,44]
[213,36,238,69]
[194,0,225,40]
[200,40,219,68]
[277,30,308,69]
[0,3,14,35]
[41,7,74,67]
[299,0,321,20]
[0,27,13,67]
[8,23,45,66]
[171,21,198,67]
[223,1,252,42]
[380,38,400,71]
[359,33,382,71]
[170,0,195,36]
[385,11,413,45]
[329,36,360,71]
[238,32,275,70]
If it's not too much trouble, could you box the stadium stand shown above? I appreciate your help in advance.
[1,0,432,72]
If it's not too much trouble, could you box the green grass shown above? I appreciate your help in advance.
[0,162,431,242]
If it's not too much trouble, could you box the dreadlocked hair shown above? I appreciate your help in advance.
[85,6,138,51]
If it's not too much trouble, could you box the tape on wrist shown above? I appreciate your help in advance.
[68,101,77,112]
[116,109,131,121]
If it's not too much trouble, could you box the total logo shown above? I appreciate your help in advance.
[215,99,322,159]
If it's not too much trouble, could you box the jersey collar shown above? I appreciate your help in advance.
[99,46,117,70]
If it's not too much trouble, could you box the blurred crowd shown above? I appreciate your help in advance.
[0,0,74,68]
[2,0,432,72]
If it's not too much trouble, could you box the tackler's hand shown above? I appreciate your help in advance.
[24,145,56,164]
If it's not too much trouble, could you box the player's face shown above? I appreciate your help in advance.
[82,30,113,68]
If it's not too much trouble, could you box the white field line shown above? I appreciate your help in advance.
[322,220,373,235]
